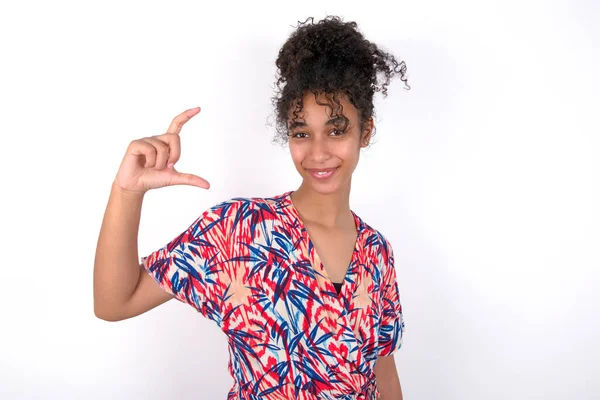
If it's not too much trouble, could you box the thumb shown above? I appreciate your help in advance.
[169,170,211,189]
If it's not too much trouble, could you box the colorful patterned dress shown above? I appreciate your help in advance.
[141,191,405,399]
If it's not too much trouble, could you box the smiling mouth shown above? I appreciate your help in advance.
[307,167,339,179]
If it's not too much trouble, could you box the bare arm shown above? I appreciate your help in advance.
[93,107,209,321]
[374,355,403,400]
[93,183,173,321]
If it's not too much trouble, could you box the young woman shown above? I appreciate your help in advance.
[94,15,408,400]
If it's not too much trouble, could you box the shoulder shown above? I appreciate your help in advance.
[203,192,277,212]
[209,191,289,214]
[358,217,395,266]
[358,221,398,290]
[199,191,290,228]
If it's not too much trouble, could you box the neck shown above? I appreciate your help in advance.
[290,180,353,228]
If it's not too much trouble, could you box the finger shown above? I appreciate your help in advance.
[166,107,201,135]
[129,139,157,168]
[141,137,170,170]
[169,171,210,189]
[154,133,181,166]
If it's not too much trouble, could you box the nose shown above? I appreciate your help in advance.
[309,136,331,162]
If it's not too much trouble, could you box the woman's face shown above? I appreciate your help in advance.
[287,91,373,195]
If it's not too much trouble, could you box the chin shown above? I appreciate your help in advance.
[302,172,349,196]
[308,186,340,196]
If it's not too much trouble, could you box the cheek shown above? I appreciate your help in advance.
[337,142,360,164]
[288,145,304,166]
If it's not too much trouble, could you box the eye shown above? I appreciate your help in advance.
[330,129,346,136]
[291,132,308,139]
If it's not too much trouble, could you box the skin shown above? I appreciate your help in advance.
[94,102,402,398]
[287,92,403,399]
[287,91,370,228]
[94,108,207,322]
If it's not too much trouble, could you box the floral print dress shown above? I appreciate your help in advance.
[141,191,405,399]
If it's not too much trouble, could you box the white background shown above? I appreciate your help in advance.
[1,0,598,399]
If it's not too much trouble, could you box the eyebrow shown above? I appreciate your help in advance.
[288,116,345,130]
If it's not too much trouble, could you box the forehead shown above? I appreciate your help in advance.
[288,91,358,123]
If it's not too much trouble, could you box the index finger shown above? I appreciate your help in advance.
[166,107,201,134]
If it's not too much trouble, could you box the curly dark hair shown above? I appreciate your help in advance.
[269,15,410,146]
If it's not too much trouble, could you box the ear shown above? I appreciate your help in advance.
[360,118,374,148]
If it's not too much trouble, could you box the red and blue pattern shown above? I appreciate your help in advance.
[141,191,405,399]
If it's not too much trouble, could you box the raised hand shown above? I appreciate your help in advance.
[114,107,210,194]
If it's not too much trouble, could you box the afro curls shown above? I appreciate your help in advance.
[270,15,410,146]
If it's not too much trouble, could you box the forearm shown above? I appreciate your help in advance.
[375,354,403,400]
[93,182,145,319]
[377,377,403,400]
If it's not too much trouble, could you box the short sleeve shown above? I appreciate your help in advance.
[140,199,240,325]
[377,240,406,357]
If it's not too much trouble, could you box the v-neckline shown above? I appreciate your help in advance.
[285,191,362,300]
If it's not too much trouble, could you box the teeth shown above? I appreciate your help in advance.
[311,168,336,177]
